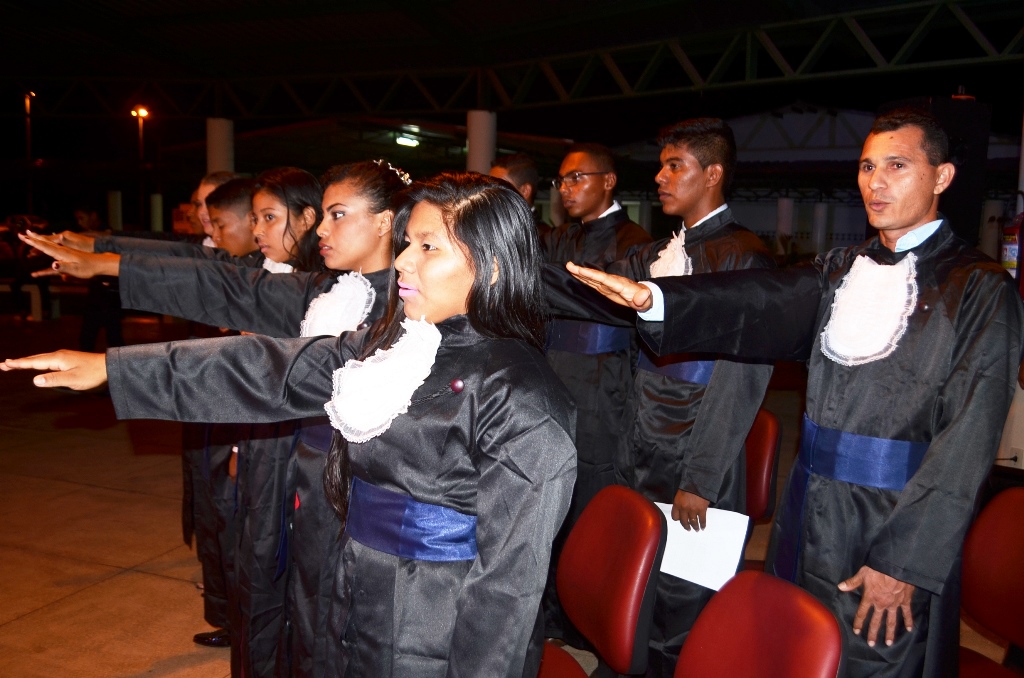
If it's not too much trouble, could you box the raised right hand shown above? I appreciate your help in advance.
[566,261,654,312]
[1,350,109,390]
[18,232,120,279]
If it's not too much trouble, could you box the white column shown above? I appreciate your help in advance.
[979,199,1004,260]
[1018,110,1024,215]
[776,197,794,257]
[466,110,497,174]
[811,202,829,253]
[638,198,652,234]
[107,190,123,230]
[150,194,164,232]
[548,187,566,227]
[206,118,235,174]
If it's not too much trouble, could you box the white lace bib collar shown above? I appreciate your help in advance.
[649,229,693,278]
[821,253,918,366]
[300,272,375,338]
[325,318,442,443]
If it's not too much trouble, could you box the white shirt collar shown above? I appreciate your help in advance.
[597,200,623,220]
[894,219,942,252]
[684,203,729,231]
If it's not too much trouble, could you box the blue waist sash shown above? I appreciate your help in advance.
[346,476,478,562]
[547,319,631,355]
[772,414,929,582]
[298,418,333,451]
[637,351,715,384]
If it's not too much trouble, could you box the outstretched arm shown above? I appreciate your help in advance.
[18,232,120,279]
[566,262,654,312]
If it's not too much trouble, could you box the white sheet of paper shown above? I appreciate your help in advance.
[654,504,750,591]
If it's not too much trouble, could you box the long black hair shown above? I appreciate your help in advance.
[323,171,547,521]
[252,167,323,272]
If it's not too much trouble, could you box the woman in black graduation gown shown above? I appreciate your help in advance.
[20,161,411,678]
[7,172,578,678]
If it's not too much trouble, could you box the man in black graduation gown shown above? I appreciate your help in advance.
[568,108,1024,678]
[541,142,652,643]
[608,119,775,676]
[490,153,552,243]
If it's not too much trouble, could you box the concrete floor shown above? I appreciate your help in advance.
[0,313,1008,676]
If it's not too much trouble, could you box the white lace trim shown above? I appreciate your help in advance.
[324,318,442,443]
[649,229,692,278]
[262,259,294,274]
[821,253,918,366]
[300,272,375,338]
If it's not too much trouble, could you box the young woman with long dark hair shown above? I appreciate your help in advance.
[7,172,577,678]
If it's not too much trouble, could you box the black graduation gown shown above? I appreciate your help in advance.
[116,253,391,677]
[541,207,651,641]
[105,316,577,678]
[609,209,775,676]
[638,222,1024,678]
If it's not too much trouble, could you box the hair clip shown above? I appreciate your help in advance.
[374,159,412,186]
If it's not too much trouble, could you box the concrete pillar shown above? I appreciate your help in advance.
[811,203,829,253]
[150,194,164,232]
[466,110,497,174]
[776,197,794,257]
[979,199,1004,260]
[107,190,123,230]
[638,199,652,234]
[1017,110,1024,215]
[206,118,235,174]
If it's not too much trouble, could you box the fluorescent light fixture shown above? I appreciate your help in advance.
[396,135,419,147]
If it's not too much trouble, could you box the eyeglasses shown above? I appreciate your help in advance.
[551,171,610,189]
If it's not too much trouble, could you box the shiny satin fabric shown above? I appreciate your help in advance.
[108,316,578,678]
[641,221,1024,678]
[541,207,652,645]
[609,210,776,676]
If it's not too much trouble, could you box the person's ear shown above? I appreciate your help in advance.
[300,206,318,231]
[603,172,618,192]
[521,183,535,204]
[490,256,499,286]
[934,162,956,195]
[705,163,724,189]
[377,210,394,237]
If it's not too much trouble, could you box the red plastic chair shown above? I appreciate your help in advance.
[674,570,842,678]
[745,407,782,523]
[960,487,1024,677]
[537,485,667,677]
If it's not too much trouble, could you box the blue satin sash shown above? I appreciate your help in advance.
[772,414,929,582]
[547,319,631,355]
[298,419,333,451]
[637,351,715,384]
[346,476,478,562]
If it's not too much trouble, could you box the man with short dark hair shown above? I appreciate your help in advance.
[206,178,258,257]
[489,153,551,240]
[541,142,652,644]
[608,118,774,676]
[569,108,1024,677]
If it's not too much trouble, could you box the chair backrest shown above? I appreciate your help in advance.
[962,486,1024,649]
[556,484,667,675]
[675,570,842,678]
[745,408,782,522]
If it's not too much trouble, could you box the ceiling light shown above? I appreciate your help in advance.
[396,135,419,147]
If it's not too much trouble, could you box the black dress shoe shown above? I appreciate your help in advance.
[193,628,231,647]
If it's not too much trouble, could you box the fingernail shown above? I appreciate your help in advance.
[868,641,875,647]
[886,640,893,646]
[33,376,46,386]
[853,628,860,635]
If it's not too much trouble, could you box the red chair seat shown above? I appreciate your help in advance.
[538,643,588,678]
[675,570,842,678]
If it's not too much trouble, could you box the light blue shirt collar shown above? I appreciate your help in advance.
[894,219,942,252]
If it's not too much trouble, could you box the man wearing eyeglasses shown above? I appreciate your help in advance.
[541,142,652,646]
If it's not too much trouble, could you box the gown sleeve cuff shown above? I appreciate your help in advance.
[638,281,665,322]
